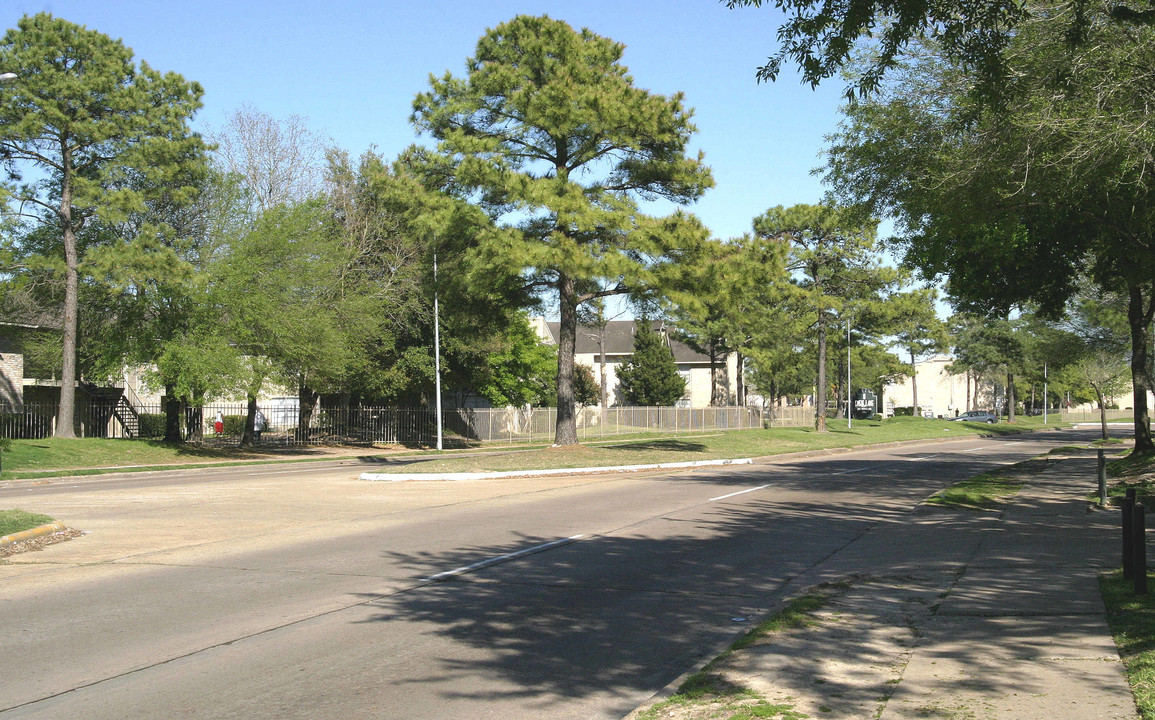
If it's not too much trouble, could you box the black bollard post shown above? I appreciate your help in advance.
[1099,449,1108,506]
[1124,491,1137,578]
[1136,501,1149,594]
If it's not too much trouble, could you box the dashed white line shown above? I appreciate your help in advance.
[709,485,770,502]
[424,534,587,582]
[833,466,872,475]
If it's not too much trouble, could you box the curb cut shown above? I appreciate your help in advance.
[0,521,67,548]
[361,457,754,482]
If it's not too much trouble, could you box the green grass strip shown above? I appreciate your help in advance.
[926,458,1050,511]
[634,588,843,720]
[0,509,56,536]
[1100,570,1155,720]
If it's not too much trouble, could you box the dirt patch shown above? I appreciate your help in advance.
[1,527,84,559]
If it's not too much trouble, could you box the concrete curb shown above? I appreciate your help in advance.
[0,521,67,548]
[361,457,754,482]
[360,427,1060,482]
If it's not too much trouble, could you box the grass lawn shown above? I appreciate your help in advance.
[368,416,1045,475]
[0,437,408,480]
[0,416,1053,481]
[1100,570,1155,720]
[0,509,56,536]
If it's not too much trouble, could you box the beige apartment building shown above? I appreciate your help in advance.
[531,318,739,408]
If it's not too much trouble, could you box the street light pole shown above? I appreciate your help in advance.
[847,318,852,430]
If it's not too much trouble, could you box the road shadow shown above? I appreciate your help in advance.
[341,449,1043,712]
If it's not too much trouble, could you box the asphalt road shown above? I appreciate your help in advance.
[0,429,1098,719]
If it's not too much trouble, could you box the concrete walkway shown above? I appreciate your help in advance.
[630,455,1139,719]
[877,457,1136,719]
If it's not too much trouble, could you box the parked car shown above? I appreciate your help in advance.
[949,410,999,424]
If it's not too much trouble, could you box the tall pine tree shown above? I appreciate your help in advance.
[616,321,686,406]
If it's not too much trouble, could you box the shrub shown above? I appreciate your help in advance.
[223,414,247,436]
[138,413,166,438]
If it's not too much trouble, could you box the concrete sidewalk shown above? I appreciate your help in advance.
[877,458,1135,719]
[631,456,1139,719]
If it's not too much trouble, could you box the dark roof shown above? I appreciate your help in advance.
[0,299,62,330]
[544,320,711,363]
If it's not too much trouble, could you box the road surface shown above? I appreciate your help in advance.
[0,430,1093,719]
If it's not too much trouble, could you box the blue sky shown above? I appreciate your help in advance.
[8,0,849,243]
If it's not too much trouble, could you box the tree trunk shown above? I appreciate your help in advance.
[187,391,204,443]
[736,351,745,406]
[1128,284,1155,453]
[834,354,846,420]
[1007,372,1016,423]
[598,329,608,421]
[1095,386,1109,441]
[242,393,257,447]
[55,150,79,438]
[769,377,778,423]
[555,274,579,445]
[297,379,318,442]
[815,313,828,432]
[709,342,722,406]
[163,384,182,443]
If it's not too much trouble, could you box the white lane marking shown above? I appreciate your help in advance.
[1003,442,1024,446]
[905,456,935,462]
[961,447,990,453]
[424,534,587,582]
[833,466,872,475]
[710,485,770,502]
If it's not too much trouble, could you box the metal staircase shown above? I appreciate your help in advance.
[112,394,139,439]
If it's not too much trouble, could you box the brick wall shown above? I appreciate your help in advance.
[0,351,24,408]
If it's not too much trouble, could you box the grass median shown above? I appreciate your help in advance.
[365,417,1043,476]
[0,509,56,536]
[0,416,1050,481]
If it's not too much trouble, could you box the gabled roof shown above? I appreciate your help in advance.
[544,320,712,363]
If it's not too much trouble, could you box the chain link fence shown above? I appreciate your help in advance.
[1,401,815,446]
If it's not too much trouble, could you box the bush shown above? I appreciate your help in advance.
[893,406,914,417]
[223,414,247,436]
[137,413,166,438]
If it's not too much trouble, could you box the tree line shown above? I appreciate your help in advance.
[1,9,1149,450]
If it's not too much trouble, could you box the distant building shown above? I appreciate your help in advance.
[882,354,987,418]
[531,318,739,407]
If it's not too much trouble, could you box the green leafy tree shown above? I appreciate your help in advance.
[1071,351,1131,439]
[888,288,949,417]
[411,15,713,445]
[823,9,1155,449]
[668,234,792,406]
[476,314,558,407]
[724,0,1155,100]
[616,321,686,406]
[573,363,599,407]
[667,239,740,406]
[753,204,896,431]
[211,200,381,444]
[578,295,628,414]
[0,13,208,437]
[952,315,1026,421]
